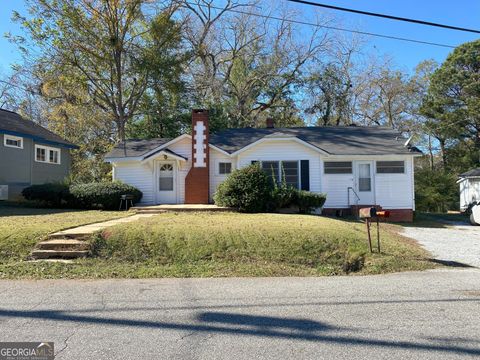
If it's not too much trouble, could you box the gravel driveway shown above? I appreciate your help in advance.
[402,223,480,267]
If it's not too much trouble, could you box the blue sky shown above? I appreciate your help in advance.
[0,0,479,74]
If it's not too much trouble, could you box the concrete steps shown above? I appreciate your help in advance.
[131,205,232,214]
[31,249,89,259]
[29,213,157,261]
[36,239,91,251]
[132,208,168,214]
[31,238,91,260]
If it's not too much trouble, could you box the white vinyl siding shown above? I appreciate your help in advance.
[460,178,480,211]
[113,161,155,204]
[210,149,234,200]
[322,160,354,208]
[374,157,414,209]
[237,140,321,193]
[322,157,414,209]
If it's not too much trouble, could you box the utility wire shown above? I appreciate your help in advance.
[185,2,455,49]
[287,0,480,34]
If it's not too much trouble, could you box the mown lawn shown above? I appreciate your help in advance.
[0,210,435,279]
[0,204,131,266]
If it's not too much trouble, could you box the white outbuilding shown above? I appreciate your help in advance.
[458,168,480,212]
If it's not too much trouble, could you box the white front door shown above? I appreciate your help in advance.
[156,161,177,204]
[355,161,375,205]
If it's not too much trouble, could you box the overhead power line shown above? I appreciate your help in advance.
[287,0,480,34]
[186,2,455,49]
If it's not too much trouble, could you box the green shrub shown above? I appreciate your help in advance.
[214,164,272,212]
[21,183,72,207]
[70,181,142,210]
[295,190,327,214]
[269,184,298,211]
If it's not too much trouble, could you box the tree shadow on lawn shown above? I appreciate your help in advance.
[0,308,479,356]
[0,202,84,217]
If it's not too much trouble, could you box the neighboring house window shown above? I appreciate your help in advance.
[376,161,405,174]
[35,145,61,164]
[324,161,352,174]
[261,161,299,188]
[218,162,232,175]
[4,135,23,149]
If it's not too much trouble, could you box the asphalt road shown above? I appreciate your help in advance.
[0,269,479,360]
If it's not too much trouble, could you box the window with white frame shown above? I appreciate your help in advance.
[376,161,405,174]
[218,162,232,175]
[261,160,299,188]
[35,145,61,164]
[4,135,23,149]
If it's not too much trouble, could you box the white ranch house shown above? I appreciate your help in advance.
[105,110,422,221]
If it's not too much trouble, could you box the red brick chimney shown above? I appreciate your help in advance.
[266,118,275,128]
[185,109,210,204]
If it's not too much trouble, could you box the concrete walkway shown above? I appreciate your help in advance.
[402,224,480,268]
[132,204,232,212]
[50,213,156,239]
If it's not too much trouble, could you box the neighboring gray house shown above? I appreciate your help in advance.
[0,108,78,200]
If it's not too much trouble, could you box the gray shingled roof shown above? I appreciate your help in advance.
[105,125,420,159]
[0,108,77,148]
[460,168,480,178]
[210,126,419,155]
[106,138,172,158]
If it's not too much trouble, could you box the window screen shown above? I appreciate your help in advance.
[49,149,59,164]
[261,161,280,184]
[219,162,232,175]
[324,161,352,174]
[376,161,405,174]
[282,161,299,188]
[358,163,371,192]
[5,137,22,148]
[36,147,46,162]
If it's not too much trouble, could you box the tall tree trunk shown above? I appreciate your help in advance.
[428,135,434,170]
[438,138,447,169]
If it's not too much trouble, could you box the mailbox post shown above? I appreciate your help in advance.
[358,207,390,253]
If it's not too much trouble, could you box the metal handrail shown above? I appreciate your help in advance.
[347,186,360,206]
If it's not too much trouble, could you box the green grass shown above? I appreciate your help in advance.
[0,210,435,279]
[0,204,131,264]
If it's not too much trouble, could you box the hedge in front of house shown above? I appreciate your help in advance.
[214,164,327,214]
[295,190,327,214]
[69,182,142,210]
[214,164,272,213]
[21,182,142,210]
[21,183,72,207]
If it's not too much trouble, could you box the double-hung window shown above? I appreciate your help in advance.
[35,145,61,164]
[218,162,232,175]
